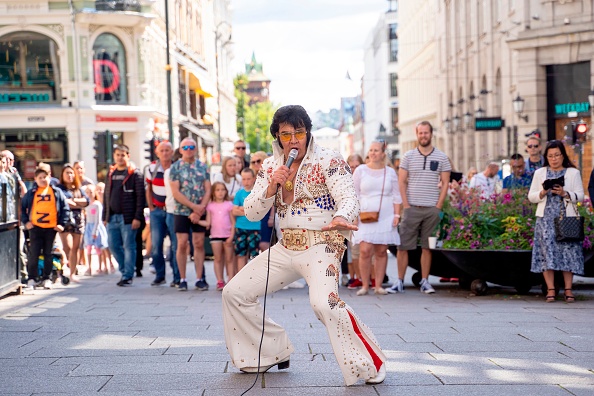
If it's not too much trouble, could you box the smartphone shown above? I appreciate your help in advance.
[542,177,565,190]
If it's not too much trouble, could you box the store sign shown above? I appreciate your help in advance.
[475,117,505,131]
[27,116,45,122]
[555,102,590,115]
[96,115,138,122]
[0,92,51,103]
[93,59,121,94]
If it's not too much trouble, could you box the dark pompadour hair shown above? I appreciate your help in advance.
[269,105,313,143]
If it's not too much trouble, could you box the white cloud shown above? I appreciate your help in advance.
[231,1,388,113]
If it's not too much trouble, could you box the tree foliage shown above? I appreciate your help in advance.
[234,73,278,153]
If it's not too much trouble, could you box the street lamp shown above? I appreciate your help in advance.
[475,107,486,119]
[452,115,461,131]
[463,111,473,128]
[164,0,173,142]
[215,21,232,163]
[443,117,452,134]
[513,94,529,122]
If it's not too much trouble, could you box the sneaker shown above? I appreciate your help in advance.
[43,279,52,290]
[170,280,180,288]
[149,264,156,274]
[387,279,404,294]
[341,274,349,286]
[216,281,225,291]
[26,279,37,289]
[135,270,143,277]
[420,279,436,294]
[178,281,188,291]
[347,279,363,289]
[151,278,166,286]
[117,278,133,287]
[195,279,209,291]
[287,280,304,289]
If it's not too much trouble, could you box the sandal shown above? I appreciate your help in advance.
[564,289,575,303]
[546,288,556,303]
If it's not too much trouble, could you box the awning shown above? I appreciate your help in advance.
[188,71,217,98]
[181,122,217,147]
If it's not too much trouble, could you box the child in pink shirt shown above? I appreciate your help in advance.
[203,182,235,290]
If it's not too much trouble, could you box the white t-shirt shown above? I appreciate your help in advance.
[164,168,175,214]
[469,172,499,198]
[212,172,242,199]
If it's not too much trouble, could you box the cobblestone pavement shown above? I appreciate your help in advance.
[1,254,594,396]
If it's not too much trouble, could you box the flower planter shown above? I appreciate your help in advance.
[437,248,542,295]
[388,246,473,287]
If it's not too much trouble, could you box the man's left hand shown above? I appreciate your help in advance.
[321,217,358,232]
[131,219,141,230]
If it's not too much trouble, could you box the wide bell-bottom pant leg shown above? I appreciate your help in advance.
[295,243,386,386]
[222,243,299,370]
[223,242,386,385]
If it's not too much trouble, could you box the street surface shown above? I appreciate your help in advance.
[1,253,594,395]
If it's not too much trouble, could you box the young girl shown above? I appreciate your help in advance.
[84,184,109,275]
[94,183,114,273]
[204,182,235,291]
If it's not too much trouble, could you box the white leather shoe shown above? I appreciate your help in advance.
[240,357,290,373]
[365,364,386,384]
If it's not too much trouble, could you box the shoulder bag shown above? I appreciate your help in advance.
[359,167,386,223]
[554,192,585,242]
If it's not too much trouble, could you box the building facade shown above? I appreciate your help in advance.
[362,1,401,161]
[399,0,594,181]
[0,0,236,183]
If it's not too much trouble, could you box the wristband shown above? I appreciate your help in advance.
[394,214,401,218]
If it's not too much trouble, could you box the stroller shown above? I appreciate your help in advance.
[36,245,70,286]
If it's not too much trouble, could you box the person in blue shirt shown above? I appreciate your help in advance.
[502,153,533,193]
[232,167,261,271]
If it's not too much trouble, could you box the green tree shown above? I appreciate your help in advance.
[234,74,249,140]
[245,101,277,153]
[234,73,278,153]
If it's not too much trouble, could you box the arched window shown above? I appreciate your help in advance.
[0,31,61,105]
[93,33,127,104]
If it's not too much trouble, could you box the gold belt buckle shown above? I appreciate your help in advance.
[281,229,310,251]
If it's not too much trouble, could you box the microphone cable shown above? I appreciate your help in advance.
[240,185,280,395]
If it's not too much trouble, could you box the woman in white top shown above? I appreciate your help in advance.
[528,140,584,303]
[213,156,242,200]
[353,141,402,295]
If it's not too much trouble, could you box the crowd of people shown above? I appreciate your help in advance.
[8,107,588,304]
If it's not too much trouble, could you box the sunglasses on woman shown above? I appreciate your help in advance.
[250,159,262,165]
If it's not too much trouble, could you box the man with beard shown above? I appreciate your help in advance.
[390,121,451,294]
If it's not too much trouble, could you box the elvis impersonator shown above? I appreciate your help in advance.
[222,105,386,385]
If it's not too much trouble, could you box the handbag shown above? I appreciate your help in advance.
[554,193,584,242]
[359,167,386,224]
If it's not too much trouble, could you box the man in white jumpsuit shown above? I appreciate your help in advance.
[222,105,386,386]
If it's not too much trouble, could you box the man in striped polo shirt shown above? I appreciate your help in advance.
[390,121,451,294]
[146,141,179,286]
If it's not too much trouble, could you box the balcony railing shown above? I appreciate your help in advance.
[95,0,141,12]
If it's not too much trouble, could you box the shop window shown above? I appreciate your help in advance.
[0,31,62,105]
[93,33,128,104]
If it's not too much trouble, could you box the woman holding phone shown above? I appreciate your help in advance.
[528,140,584,303]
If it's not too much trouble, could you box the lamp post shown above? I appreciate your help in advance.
[164,0,173,142]
[215,21,232,163]
[589,87,594,115]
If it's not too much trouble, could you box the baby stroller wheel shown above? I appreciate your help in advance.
[61,276,70,285]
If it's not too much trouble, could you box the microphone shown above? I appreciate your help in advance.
[277,149,298,189]
[285,149,298,168]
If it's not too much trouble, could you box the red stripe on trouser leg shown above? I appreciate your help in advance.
[347,310,383,372]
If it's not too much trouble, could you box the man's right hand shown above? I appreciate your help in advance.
[25,222,33,230]
[267,165,291,197]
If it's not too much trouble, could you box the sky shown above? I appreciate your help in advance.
[231,0,390,114]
